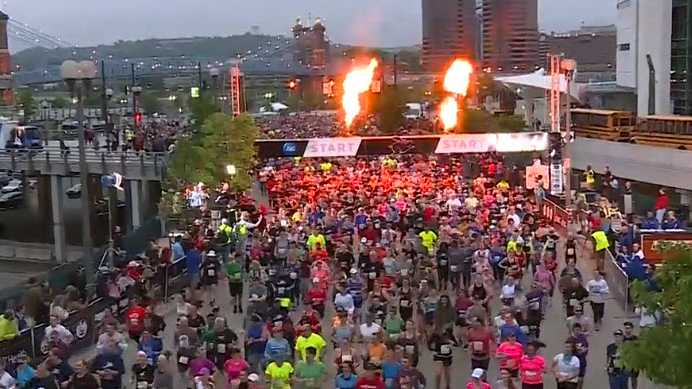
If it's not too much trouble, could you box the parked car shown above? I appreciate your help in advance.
[0,191,23,209]
[66,183,81,199]
[1,179,22,193]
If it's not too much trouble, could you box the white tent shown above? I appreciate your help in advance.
[494,69,581,99]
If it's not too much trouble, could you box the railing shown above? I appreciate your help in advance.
[0,256,190,373]
[604,249,631,312]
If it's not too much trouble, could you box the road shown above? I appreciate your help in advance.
[68,235,670,389]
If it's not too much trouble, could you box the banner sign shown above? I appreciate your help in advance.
[525,161,549,190]
[641,232,692,264]
[542,198,570,228]
[256,132,548,159]
[434,134,496,154]
[550,162,564,195]
[303,137,362,157]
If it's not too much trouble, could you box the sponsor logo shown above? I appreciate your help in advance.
[282,142,297,155]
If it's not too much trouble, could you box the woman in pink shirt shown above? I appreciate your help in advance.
[224,348,249,388]
[496,332,524,378]
[519,341,547,389]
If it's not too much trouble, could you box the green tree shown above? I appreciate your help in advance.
[189,94,220,125]
[621,244,692,387]
[141,92,162,114]
[16,89,36,121]
[51,96,69,109]
[374,86,406,134]
[199,113,258,191]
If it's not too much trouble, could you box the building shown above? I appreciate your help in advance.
[538,25,616,83]
[616,0,673,115]
[671,0,692,115]
[421,0,478,72]
[0,11,13,105]
[481,0,539,73]
[292,18,329,69]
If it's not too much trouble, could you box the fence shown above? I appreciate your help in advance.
[604,249,631,312]
[0,256,189,371]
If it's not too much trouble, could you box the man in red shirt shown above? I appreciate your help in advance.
[355,364,385,389]
[466,317,494,371]
[126,298,147,342]
[305,280,327,318]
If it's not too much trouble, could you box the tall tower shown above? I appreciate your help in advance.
[421,0,478,72]
[0,11,12,105]
[481,0,539,73]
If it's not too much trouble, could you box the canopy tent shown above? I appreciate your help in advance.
[494,68,581,100]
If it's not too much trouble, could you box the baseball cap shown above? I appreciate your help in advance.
[248,373,260,382]
[471,368,484,379]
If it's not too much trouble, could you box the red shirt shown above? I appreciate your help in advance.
[355,376,385,389]
[126,305,146,334]
[307,287,327,305]
[655,194,669,210]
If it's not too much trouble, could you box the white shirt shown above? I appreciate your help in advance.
[635,306,658,327]
[45,323,74,344]
[0,372,16,389]
[586,279,610,304]
[359,322,382,340]
[553,354,580,383]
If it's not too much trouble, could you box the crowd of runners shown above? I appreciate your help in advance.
[0,133,656,389]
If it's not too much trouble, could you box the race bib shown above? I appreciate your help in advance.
[369,272,376,279]
[567,248,575,256]
[278,287,285,294]
[525,370,537,377]
[528,301,540,311]
[400,269,408,276]
[472,341,484,353]
[439,259,447,266]
[440,345,452,355]
[405,345,415,354]
[137,382,148,389]
[342,354,353,362]
[520,326,529,333]
[178,356,189,365]
[290,272,298,279]
[207,269,215,277]
[400,300,409,307]
[450,265,458,272]
[569,298,579,307]
[217,343,226,354]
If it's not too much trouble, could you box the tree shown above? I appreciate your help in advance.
[621,243,692,387]
[189,94,219,125]
[16,89,36,121]
[52,96,69,109]
[141,92,162,114]
[374,86,406,134]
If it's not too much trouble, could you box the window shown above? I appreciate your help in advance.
[618,43,630,51]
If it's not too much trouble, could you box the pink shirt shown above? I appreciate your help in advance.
[224,358,249,380]
[520,355,545,384]
[496,342,523,370]
[465,381,492,389]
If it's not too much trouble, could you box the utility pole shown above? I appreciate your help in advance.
[393,54,398,86]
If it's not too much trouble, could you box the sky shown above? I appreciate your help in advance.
[3,0,618,48]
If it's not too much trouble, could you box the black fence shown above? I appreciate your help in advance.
[0,256,189,371]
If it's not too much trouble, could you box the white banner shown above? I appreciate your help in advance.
[303,137,362,157]
[550,162,564,195]
[434,134,496,154]
[496,132,548,152]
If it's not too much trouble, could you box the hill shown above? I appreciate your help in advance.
[13,33,288,72]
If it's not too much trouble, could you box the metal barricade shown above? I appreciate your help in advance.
[604,250,631,313]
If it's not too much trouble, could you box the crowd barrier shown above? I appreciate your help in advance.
[0,256,190,372]
[542,198,632,311]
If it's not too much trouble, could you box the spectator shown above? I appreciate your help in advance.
[15,355,36,387]
[661,211,681,230]
[640,211,659,230]
[93,344,126,389]
[654,188,669,223]
[0,360,17,389]
[0,310,19,340]
[26,363,59,389]
[45,315,74,346]
[66,359,100,389]
[23,278,48,326]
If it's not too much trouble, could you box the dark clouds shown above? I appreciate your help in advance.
[4,0,617,48]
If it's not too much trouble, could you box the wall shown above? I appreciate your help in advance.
[617,0,638,88]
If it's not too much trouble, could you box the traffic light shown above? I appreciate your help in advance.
[134,112,143,127]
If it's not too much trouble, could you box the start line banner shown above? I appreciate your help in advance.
[256,131,548,158]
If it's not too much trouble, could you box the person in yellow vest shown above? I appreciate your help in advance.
[584,165,596,190]
[306,228,326,252]
[418,226,438,256]
[217,218,234,262]
[591,229,610,272]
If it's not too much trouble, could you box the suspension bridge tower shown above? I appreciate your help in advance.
[0,11,13,105]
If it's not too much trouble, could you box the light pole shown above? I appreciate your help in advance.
[561,58,576,209]
[61,60,97,262]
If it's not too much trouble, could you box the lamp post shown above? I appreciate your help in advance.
[61,60,97,262]
[560,58,576,209]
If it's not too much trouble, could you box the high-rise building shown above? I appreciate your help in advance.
[481,0,539,73]
[0,11,13,105]
[421,0,478,72]
[671,0,692,114]
[616,0,673,115]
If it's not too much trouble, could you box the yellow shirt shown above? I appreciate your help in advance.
[265,362,294,389]
[306,234,326,251]
[295,333,327,361]
[419,231,437,249]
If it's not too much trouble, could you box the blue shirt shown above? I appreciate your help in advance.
[499,323,528,345]
[16,364,36,387]
[335,373,358,389]
[172,242,185,261]
[264,337,291,363]
[662,218,680,230]
[641,217,660,230]
[186,249,201,275]
[382,361,402,379]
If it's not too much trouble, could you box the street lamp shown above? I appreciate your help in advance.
[560,58,577,209]
[61,60,97,261]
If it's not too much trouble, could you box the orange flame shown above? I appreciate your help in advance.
[342,58,379,127]
[443,59,473,96]
[439,96,458,131]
